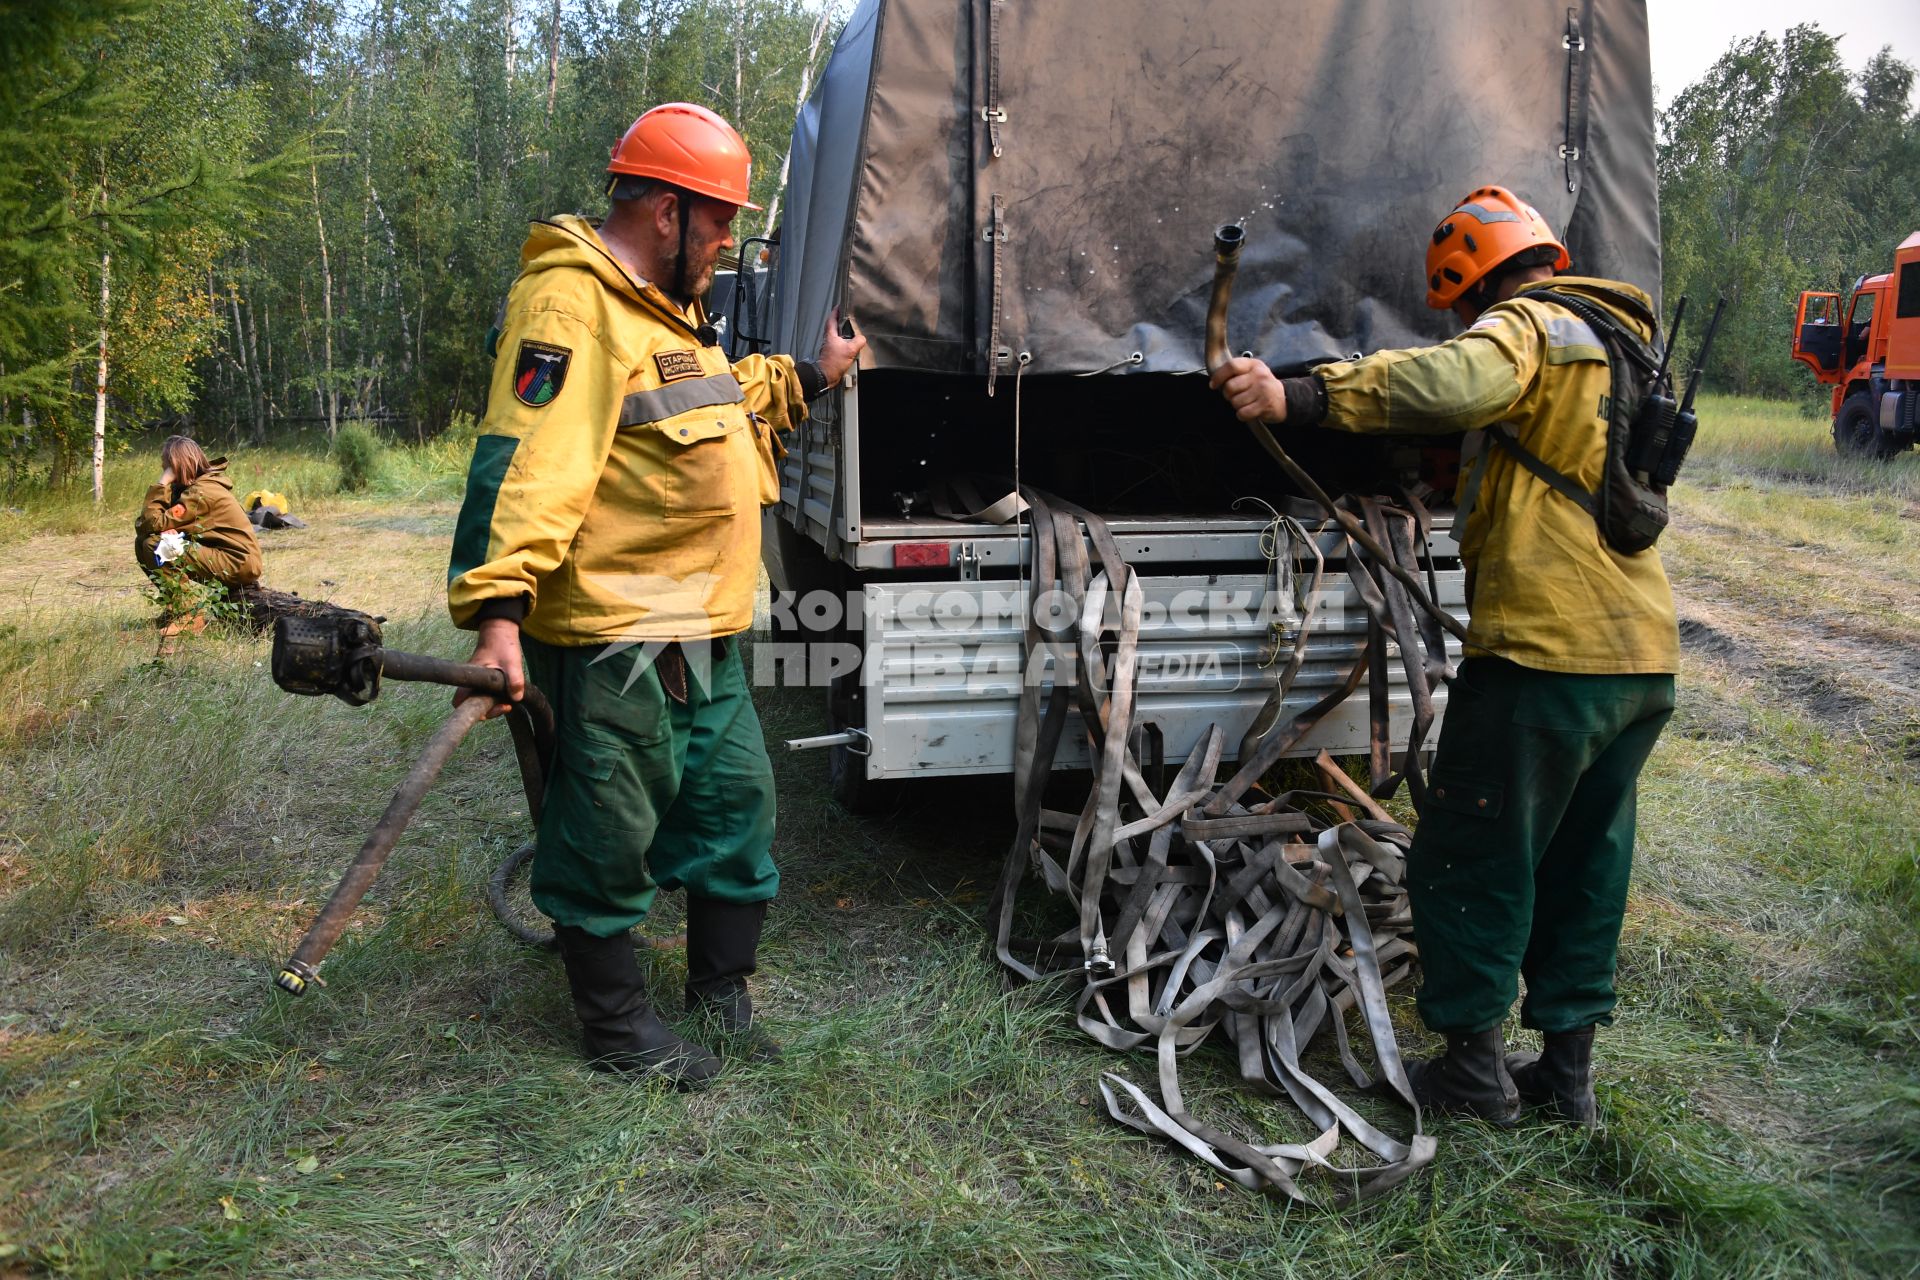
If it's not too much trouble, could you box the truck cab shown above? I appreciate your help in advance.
[1791,231,1920,456]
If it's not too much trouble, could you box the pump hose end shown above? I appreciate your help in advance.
[1213,222,1245,265]
[1205,225,1247,374]
[273,960,321,996]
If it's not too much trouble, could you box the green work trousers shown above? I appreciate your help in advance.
[524,635,778,937]
[1408,656,1674,1035]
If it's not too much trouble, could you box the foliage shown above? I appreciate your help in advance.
[139,560,244,632]
[13,9,1909,470]
[331,420,384,492]
[1659,26,1920,399]
[0,0,844,482]
[186,0,842,447]
[0,0,301,485]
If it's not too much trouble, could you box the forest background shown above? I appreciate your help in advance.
[3,1,1920,497]
[1,0,841,497]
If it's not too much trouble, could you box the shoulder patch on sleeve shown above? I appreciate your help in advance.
[653,349,704,383]
[513,340,571,407]
[1468,316,1503,332]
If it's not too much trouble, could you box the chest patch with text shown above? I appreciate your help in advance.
[653,349,704,383]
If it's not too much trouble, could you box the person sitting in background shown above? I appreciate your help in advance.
[135,435,264,603]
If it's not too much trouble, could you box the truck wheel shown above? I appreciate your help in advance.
[1834,392,1890,458]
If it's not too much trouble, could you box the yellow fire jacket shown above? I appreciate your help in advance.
[447,216,811,643]
[1311,277,1679,675]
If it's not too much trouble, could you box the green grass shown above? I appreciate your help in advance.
[2,409,1917,1276]
[0,423,479,545]
[1683,392,1920,502]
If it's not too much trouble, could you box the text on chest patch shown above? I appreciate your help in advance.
[653,349,704,383]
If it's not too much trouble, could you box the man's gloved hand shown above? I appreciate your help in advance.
[1209,355,1289,425]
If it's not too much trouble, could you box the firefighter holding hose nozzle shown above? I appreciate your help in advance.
[447,103,865,1088]
[1210,186,1680,1127]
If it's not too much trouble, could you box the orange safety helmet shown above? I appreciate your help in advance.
[1424,185,1569,310]
[607,102,761,210]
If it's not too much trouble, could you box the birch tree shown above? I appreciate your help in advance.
[92,248,109,503]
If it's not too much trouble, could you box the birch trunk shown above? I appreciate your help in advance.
[366,179,413,374]
[299,288,322,420]
[309,160,338,440]
[227,286,247,419]
[545,0,561,119]
[92,250,109,505]
[733,0,747,126]
[764,7,834,236]
[239,248,267,442]
[262,291,275,422]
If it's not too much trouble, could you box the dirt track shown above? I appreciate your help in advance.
[1664,495,1920,758]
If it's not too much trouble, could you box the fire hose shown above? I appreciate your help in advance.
[990,485,1445,1203]
[267,610,556,995]
[1205,223,1473,649]
[985,227,1480,1201]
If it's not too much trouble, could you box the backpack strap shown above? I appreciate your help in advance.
[1483,422,1598,517]
[1473,290,1657,527]
[1529,288,1661,375]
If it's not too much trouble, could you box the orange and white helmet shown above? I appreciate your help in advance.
[1424,185,1569,309]
[607,102,760,210]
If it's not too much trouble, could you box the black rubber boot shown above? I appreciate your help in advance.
[1506,1028,1597,1127]
[553,925,720,1089]
[685,897,781,1062]
[1405,1028,1521,1126]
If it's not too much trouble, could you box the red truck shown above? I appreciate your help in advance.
[1790,230,1920,457]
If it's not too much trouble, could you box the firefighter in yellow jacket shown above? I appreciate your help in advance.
[448,103,865,1087]
[1212,187,1679,1128]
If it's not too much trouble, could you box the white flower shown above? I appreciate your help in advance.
[155,529,189,565]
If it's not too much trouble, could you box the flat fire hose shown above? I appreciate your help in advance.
[985,225,1468,1202]
[988,487,1447,1203]
[266,609,557,995]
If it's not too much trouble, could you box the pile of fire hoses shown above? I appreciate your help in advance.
[988,484,1452,1203]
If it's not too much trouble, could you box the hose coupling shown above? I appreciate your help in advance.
[274,959,323,996]
[1213,222,1245,266]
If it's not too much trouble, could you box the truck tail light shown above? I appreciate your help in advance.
[892,541,952,568]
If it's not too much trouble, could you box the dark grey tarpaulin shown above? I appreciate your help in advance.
[771,0,1658,377]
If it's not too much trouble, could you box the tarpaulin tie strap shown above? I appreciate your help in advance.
[984,0,1006,158]
[987,484,1452,1204]
[986,194,1009,396]
[1561,5,1592,194]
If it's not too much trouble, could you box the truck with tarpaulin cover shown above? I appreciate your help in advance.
[749,0,1662,809]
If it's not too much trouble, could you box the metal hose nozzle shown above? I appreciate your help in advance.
[1204,223,1245,374]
